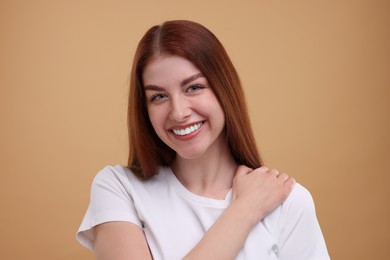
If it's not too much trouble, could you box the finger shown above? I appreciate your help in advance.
[258,166,269,173]
[268,168,279,177]
[285,177,296,187]
[252,166,269,174]
[234,165,252,178]
[277,173,289,182]
[281,177,296,200]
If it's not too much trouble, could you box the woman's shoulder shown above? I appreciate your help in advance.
[262,182,322,242]
[269,182,319,227]
[91,165,171,190]
[263,182,317,226]
[92,165,134,187]
[283,183,316,211]
[94,164,133,179]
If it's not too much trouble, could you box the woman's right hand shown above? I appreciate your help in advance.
[232,165,296,224]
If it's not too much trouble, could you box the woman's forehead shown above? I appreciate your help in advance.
[142,55,202,86]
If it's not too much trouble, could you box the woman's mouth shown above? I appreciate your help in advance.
[171,121,203,136]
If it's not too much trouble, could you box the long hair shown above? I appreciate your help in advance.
[128,20,263,179]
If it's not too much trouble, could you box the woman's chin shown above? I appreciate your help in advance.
[175,148,207,161]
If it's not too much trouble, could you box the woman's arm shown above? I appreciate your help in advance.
[94,222,152,260]
[93,166,295,260]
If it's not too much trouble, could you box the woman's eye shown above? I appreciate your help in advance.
[186,84,204,93]
[151,93,167,102]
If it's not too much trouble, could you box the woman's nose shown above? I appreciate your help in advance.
[169,97,191,121]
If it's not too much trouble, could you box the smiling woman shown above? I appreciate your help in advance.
[127,20,263,179]
[76,20,330,260]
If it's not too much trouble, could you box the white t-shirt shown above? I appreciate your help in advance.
[77,165,330,260]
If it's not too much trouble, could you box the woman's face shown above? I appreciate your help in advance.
[143,55,226,160]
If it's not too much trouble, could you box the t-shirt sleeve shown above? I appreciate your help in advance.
[277,184,330,260]
[76,166,142,250]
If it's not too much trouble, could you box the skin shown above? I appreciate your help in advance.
[144,55,226,164]
[143,55,234,198]
[93,55,296,259]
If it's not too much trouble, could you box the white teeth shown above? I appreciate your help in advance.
[172,122,203,136]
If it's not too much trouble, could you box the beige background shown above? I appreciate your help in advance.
[1,0,389,259]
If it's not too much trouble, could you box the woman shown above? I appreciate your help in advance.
[77,20,330,259]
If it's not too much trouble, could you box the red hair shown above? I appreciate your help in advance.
[128,20,262,179]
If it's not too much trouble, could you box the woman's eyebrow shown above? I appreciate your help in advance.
[144,72,204,91]
[180,73,204,87]
[144,85,164,91]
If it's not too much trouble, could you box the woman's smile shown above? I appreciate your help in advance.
[171,121,204,136]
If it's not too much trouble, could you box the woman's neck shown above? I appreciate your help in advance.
[171,138,238,200]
